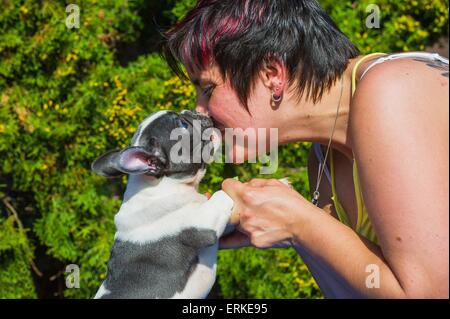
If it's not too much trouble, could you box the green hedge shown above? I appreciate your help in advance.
[0,0,447,298]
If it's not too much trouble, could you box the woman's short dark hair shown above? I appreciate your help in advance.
[162,0,359,107]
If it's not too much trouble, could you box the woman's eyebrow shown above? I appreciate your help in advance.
[191,78,215,87]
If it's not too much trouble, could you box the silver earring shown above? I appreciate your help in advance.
[272,91,282,103]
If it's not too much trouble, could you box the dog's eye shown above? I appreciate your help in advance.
[179,119,189,130]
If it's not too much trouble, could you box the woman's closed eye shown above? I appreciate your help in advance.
[201,85,215,98]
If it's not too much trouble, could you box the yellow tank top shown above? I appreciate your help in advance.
[330,52,387,244]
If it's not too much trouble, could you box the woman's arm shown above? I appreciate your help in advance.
[221,179,407,298]
[291,201,406,298]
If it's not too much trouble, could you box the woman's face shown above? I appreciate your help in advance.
[189,64,279,162]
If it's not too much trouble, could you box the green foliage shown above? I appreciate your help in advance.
[218,248,321,299]
[169,0,197,21]
[0,0,447,298]
[320,0,449,53]
[0,0,176,298]
[0,215,36,298]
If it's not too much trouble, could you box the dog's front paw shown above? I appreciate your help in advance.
[205,190,234,237]
[208,190,234,211]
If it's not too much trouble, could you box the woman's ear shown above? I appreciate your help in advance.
[260,58,287,96]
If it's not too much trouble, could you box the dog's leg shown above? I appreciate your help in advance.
[171,242,219,299]
[170,192,233,299]
[94,282,111,299]
[193,190,234,238]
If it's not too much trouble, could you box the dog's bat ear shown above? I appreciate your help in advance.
[115,146,166,176]
[92,144,167,178]
[91,149,124,178]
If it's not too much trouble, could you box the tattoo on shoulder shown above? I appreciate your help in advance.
[413,57,449,78]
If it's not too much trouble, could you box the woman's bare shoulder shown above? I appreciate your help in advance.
[350,54,448,163]
[350,55,448,138]
[353,56,448,111]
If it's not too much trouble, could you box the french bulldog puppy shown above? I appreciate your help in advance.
[91,110,234,299]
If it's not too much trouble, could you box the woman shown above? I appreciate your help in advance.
[162,0,449,298]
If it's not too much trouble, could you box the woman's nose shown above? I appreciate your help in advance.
[195,104,208,115]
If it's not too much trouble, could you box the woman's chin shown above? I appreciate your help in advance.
[225,145,258,164]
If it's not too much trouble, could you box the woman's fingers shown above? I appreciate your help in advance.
[222,178,246,199]
[247,178,283,187]
[220,177,303,249]
[223,178,287,194]
[219,230,251,249]
[222,178,246,225]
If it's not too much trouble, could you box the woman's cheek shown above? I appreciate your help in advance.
[209,96,229,124]
[208,88,258,162]
[223,141,249,163]
[209,87,246,127]
[221,127,261,163]
[208,103,228,126]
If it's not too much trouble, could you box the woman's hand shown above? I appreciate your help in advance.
[219,178,318,250]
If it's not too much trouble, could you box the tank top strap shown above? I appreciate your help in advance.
[327,52,386,234]
[351,52,387,97]
[359,52,449,81]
